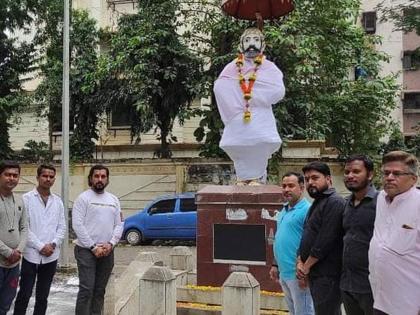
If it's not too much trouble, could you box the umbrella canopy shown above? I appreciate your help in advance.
[221,0,294,21]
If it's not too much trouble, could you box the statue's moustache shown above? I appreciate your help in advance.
[245,45,260,52]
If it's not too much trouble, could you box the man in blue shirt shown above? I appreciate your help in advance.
[269,172,314,315]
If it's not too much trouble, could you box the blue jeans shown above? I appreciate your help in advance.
[0,265,20,315]
[280,277,314,315]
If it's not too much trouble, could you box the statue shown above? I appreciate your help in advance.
[214,28,285,185]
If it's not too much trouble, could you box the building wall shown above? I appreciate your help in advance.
[360,0,405,129]
[361,0,420,136]
[9,108,49,151]
[9,0,203,152]
[14,157,350,219]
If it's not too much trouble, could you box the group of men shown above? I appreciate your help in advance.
[270,150,420,315]
[0,161,122,315]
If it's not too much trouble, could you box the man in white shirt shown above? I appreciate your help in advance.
[13,164,66,315]
[72,165,123,315]
[368,151,420,315]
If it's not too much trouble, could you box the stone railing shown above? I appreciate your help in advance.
[105,246,287,315]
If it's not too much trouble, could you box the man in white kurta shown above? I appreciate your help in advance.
[368,151,420,315]
[214,28,285,183]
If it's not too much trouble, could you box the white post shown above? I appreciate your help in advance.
[222,272,260,315]
[60,0,70,268]
[139,265,176,315]
[170,246,193,271]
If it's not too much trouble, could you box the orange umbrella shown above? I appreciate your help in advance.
[221,0,294,21]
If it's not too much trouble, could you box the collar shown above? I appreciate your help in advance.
[314,187,336,199]
[384,185,417,204]
[284,197,308,211]
[32,188,51,196]
[350,184,377,201]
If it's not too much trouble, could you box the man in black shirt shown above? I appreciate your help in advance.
[341,155,378,315]
[297,161,345,315]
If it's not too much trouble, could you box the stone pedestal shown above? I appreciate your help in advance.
[196,185,283,292]
[139,266,177,315]
[222,272,260,315]
[170,246,194,271]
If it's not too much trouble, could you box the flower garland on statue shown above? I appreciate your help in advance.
[235,53,264,123]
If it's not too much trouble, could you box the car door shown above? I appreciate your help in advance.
[144,198,176,238]
[170,197,197,239]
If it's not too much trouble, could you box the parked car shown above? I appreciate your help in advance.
[123,192,197,245]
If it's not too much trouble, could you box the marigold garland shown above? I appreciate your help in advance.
[236,53,264,123]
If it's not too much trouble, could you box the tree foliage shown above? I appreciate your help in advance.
[0,0,38,159]
[33,3,102,161]
[182,0,399,158]
[378,0,420,35]
[97,0,202,158]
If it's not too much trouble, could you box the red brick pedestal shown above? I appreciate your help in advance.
[196,185,283,292]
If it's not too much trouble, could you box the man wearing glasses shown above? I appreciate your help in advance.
[368,151,420,315]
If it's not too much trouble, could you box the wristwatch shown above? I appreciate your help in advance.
[90,244,96,251]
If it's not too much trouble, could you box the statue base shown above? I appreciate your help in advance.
[196,185,284,292]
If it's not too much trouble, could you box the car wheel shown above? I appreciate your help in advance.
[125,229,143,246]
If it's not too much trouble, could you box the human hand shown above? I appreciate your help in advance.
[40,244,55,257]
[269,266,279,282]
[296,260,307,280]
[100,243,113,257]
[7,249,22,265]
[92,246,105,258]
[298,278,308,289]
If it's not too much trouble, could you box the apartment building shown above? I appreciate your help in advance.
[10,0,419,156]
[361,0,420,136]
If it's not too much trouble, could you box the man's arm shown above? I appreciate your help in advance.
[307,197,345,264]
[17,204,28,253]
[23,194,45,251]
[0,240,13,259]
[72,194,95,248]
[269,257,279,281]
[53,198,66,246]
[109,199,123,246]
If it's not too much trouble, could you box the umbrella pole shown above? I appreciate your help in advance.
[256,12,264,30]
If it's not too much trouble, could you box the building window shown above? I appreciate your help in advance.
[402,51,420,70]
[52,114,75,132]
[403,92,420,110]
[362,11,376,34]
[108,102,135,129]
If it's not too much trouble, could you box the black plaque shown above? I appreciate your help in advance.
[213,224,266,264]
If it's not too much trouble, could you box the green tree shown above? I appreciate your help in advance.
[97,0,202,158]
[181,1,247,157]
[34,4,102,161]
[0,0,38,159]
[182,0,399,158]
[378,0,420,35]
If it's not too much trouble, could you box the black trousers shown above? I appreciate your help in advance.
[13,258,57,315]
[74,245,114,315]
[342,290,374,315]
[309,276,342,315]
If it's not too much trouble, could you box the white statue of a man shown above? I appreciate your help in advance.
[214,28,285,184]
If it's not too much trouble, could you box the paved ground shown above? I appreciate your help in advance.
[8,241,197,315]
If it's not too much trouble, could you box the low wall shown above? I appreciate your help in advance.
[14,157,352,218]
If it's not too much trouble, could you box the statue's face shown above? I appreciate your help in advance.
[240,28,265,59]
